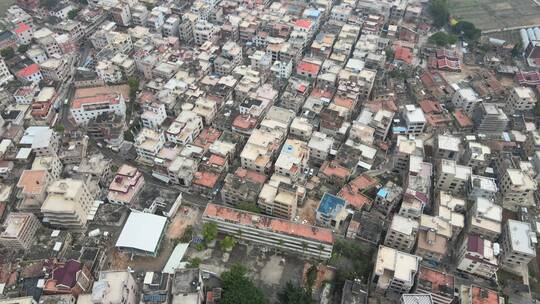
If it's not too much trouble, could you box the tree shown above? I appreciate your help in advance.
[221,264,266,304]
[277,282,313,304]
[236,202,262,213]
[220,236,236,251]
[512,41,523,58]
[68,9,79,20]
[17,45,29,54]
[429,0,449,28]
[202,222,218,243]
[54,123,65,133]
[306,265,317,291]
[452,21,481,42]
[187,257,201,268]
[123,130,134,142]
[1,48,14,60]
[78,0,88,4]
[385,49,394,62]
[428,32,457,46]
[180,225,194,243]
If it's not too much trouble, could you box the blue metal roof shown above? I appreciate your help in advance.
[317,193,346,216]
[377,188,389,198]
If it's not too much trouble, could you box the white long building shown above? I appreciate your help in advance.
[70,93,126,125]
[202,203,334,259]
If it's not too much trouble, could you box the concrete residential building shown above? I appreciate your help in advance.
[171,268,204,304]
[41,179,95,229]
[202,203,334,259]
[393,135,424,174]
[416,215,452,263]
[240,129,284,174]
[258,175,306,220]
[468,197,502,241]
[20,126,59,157]
[290,117,313,141]
[70,93,126,125]
[456,234,498,279]
[415,266,455,304]
[0,58,14,86]
[316,193,348,229]
[40,58,70,82]
[507,86,537,113]
[435,160,472,194]
[499,220,537,273]
[466,175,498,202]
[461,141,491,172]
[134,128,166,164]
[274,139,309,182]
[16,169,55,212]
[34,27,61,57]
[141,102,167,130]
[372,246,421,295]
[107,165,145,206]
[500,168,537,211]
[384,215,418,253]
[221,168,267,206]
[434,134,461,160]
[165,110,204,145]
[401,105,426,135]
[87,271,138,304]
[452,88,481,115]
[0,212,41,250]
[474,103,508,135]
[308,131,334,165]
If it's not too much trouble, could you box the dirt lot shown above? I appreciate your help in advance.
[186,241,308,303]
[108,206,202,272]
[297,198,319,225]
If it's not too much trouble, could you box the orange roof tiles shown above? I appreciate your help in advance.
[333,95,355,109]
[71,93,120,109]
[471,286,499,304]
[453,109,473,127]
[294,19,312,29]
[17,170,47,195]
[14,23,30,34]
[297,61,320,76]
[232,115,257,130]
[208,154,226,166]
[349,174,379,190]
[16,64,40,78]
[193,171,219,189]
[235,167,267,184]
[320,161,350,179]
[203,203,334,244]
[394,46,413,64]
[338,186,371,209]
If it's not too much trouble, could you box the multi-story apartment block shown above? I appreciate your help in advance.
[384,215,418,253]
[33,27,61,57]
[466,175,498,202]
[474,103,508,135]
[111,3,131,26]
[435,160,472,194]
[40,58,70,82]
[70,93,126,125]
[107,165,145,206]
[467,197,502,241]
[506,86,537,113]
[20,126,59,157]
[434,134,461,160]
[499,219,537,274]
[415,266,456,304]
[0,212,41,250]
[0,58,14,86]
[41,179,95,229]
[416,215,452,263]
[134,128,166,164]
[193,20,219,45]
[393,105,426,135]
[274,139,309,182]
[240,128,284,174]
[456,234,498,279]
[221,168,267,206]
[163,16,180,37]
[202,203,334,259]
[393,135,424,174]
[141,102,167,130]
[165,110,204,145]
[308,132,334,165]
[452,88,480,115]
[372,246,421,295]
[258,176,306,220]
[500,168,536,211]
[461,141,491,172]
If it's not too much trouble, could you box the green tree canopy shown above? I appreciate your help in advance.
[187,257,201,268]
[202,222,218,243]
[68,9,79,20]
[54,123,65,133]
[221,264,266,304]
[429,0,449,28]
[452,21,481,41]
[1,48,15,60]
[220,236,236,251]
[40,0,56,9]
[17,45,29,54]
[428,32,458,46]
[277,282,313,304]
[236,202,262,213]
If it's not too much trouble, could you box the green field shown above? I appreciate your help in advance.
[449,0,540,31]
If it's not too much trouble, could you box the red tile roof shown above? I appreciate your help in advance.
[14,23,30,34]
[193,171,219,189]
[297,61,320,76]
[294,19,312,29]
[16,64,39,78]
[394,46,413,64]
[471,286,499,304]
[203,203,334,244]
[453,109,473,127]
